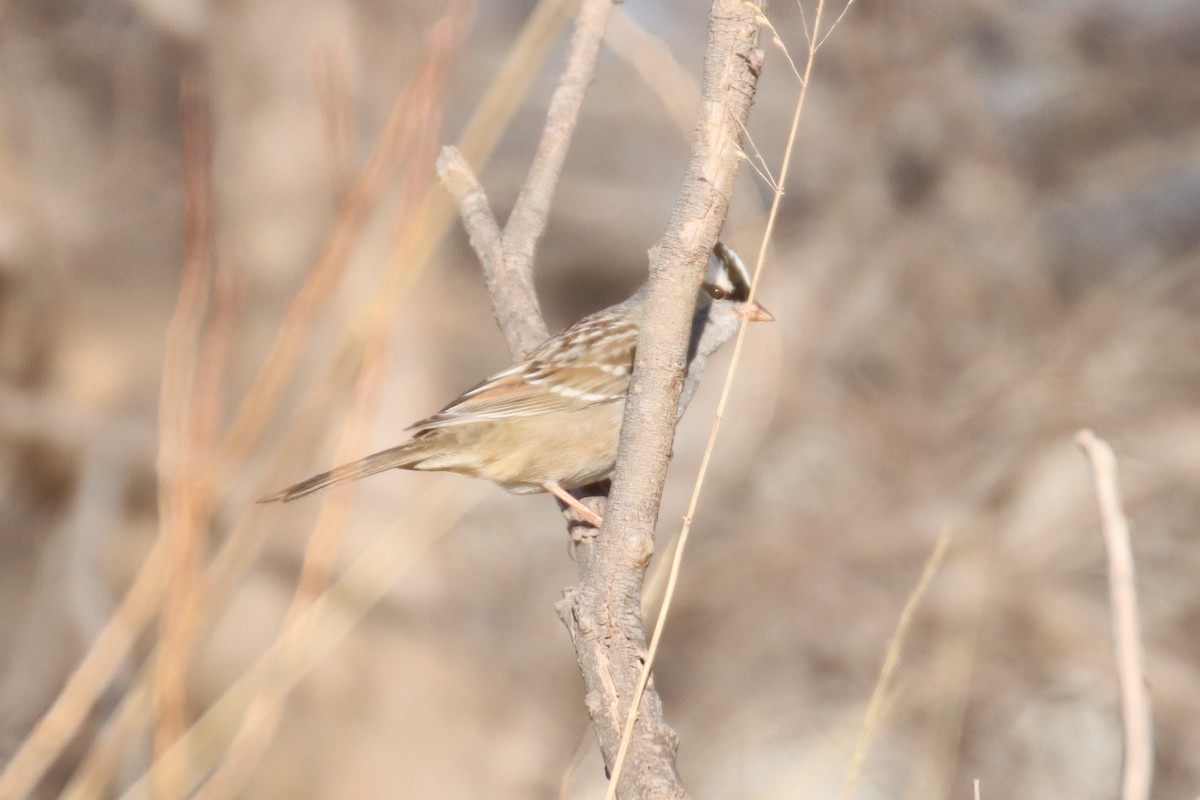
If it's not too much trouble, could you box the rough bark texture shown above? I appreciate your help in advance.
[443,0,764,795]
[556,2,766,797]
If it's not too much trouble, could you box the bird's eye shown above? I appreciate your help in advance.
[705,284,727,300]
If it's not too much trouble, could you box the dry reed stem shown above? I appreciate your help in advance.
[151,74,217,800]
[314,45,359,204]
[837,532,951,800]
[187,0,581,788]
[194,8,469,796]
[59,673,152,800]
[0,76,220,800]
[215,9,451,470]
[115,478,486,800]
[3,3,574,796]
[1076,429,1154,800]
[902,533,993,800]
[0,543,168,800]
[18,7,573,793]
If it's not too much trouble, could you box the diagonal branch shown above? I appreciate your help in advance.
[442,0,616,358]
[560,3,766,797]
[441,1,764,795]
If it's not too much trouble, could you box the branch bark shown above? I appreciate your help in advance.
[441,1,764,796]
[442,0,616,358]
[559,3,765,797]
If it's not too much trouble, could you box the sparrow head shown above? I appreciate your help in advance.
[703,241,774,322]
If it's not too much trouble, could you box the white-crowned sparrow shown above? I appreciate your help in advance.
[261,242,772,524]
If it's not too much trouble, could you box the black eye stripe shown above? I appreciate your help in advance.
[712,242,751,301]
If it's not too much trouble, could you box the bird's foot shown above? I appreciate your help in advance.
[544,482,603,527]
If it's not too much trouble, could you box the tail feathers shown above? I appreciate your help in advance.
[258,442,424,503]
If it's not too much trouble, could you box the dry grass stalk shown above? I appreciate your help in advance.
[838,532,950,800]
[152,74,222,799]
[115,478,485,800]
[4,4,580,794]
[192,6,471,797]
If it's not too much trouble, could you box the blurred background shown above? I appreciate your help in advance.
[1,0,1198,797]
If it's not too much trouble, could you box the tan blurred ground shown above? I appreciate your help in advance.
[1,0,1198,798]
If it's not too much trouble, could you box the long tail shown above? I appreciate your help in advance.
[258,442,424,503]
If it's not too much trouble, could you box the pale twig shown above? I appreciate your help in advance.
[437,147,502,272]
[437,146,536,352]
[838,532,950,800]
[456,0,574,168]
[1076,430,1154,800]
[445,0,617,358]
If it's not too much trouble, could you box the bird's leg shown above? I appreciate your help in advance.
[544,482,603,527]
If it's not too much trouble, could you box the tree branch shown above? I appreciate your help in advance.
[559,3,766,797]
[501,0,613,273]
[440,0,764,795]
[440,0,617,358]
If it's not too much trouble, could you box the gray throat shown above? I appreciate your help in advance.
[678,302,742,418]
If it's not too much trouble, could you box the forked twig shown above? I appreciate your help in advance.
[441,0,617,358]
